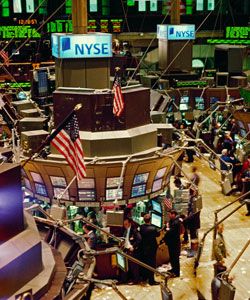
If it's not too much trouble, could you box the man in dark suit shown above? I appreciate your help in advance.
[122,217,142,284]
[164,210,181,277]
[140,214,160,285]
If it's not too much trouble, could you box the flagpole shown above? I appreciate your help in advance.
[54,175,77,204]
[21,103,83,168]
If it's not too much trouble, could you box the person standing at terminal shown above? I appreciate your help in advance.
[140,214,160,285]
[164,210,181,277]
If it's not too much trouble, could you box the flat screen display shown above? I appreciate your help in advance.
[195,97,205,110]
[180,96,189,111]
[78,190,96,201]
[38,70,48,96]
[151,212,162,228]
[30,171,44,183]
[116,253,127,271]
[78,178,95,189]
[133,173,149,185]
[131,184,146,197]
[13,0,22,13]
[152,178,163,192]
[50,176,67,187]
[155,167,167,179]
[35,183,47,196]
[239,128,247,138]
[24,178,31,190]
[106,188,123,201]
[237,120,244,129]
[53,187,69,200]
[210,97,219,104]
[152,200,162,214]
[107,177,123,188]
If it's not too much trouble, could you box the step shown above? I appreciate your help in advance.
[20,108,40,117]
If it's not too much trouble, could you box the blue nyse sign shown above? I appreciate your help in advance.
[52,33,112,59]
[157,24,195,40]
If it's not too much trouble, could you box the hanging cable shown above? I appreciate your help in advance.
[151,1,221,90]
[126,0,178,86]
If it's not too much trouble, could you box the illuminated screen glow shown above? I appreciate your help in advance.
[133,173,149,185]
[106,188,123,201]
[52,33,112,59]
[152,178,163,192]
[131,184,146,197]
[195,97,205,110]
[107,177,123,188]
[116,253,126,271]
[13,0,22,13]
[152,200,162,214]
[35,183,47,196]
[151,212,162,228]
[30,171,44,183]
[78,178,95,189]
[78,190,96,201]
[53,187,69,200]
[155,167,167,179]
[26,0,34,12]
[50,176,67,187]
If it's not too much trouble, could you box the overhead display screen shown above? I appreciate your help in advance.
[133,173,149,185]
[131,184,146,197]
[50,176,67,187]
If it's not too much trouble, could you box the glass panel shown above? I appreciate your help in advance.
[133,173,149,185]
[30,171,44,183]
[50,176,67,187]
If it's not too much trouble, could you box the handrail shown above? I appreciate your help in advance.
[194,199,249,269]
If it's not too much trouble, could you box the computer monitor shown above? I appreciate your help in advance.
[131,184,146,198]
[151,212,162,228]
[152,178,163,192]
[179,96,189,111]
[133,173,149,185]
[160,283,173,300]
[195,97,205,110]
[151,200,162,214]
[116,253,128,272]
[210,97,219,105]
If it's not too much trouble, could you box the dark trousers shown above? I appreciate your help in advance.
[141,251,156,284]
[168,246,180,276]
[121,251,140,283]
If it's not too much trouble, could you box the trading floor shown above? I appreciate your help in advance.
[91,158,250,300]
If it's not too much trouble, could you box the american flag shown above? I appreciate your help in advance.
[0,50,9,66]
[113,72,125,117]
[164,197,172,211]
[51,113,86,180]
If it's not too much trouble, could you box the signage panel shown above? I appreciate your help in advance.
[52,33,112,59]
[157,24,195,40]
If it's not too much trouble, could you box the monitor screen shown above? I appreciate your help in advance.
[30,171,44,184]
[155,167,167,179]
[78,178,95,189]
[180,96,189,104]
[35,183,47,196]
[133,173,149,185]
[195,97,205,110]
[239,128,247,138]
[116,253,128,271]
[50,176,67,187]
[24,178,32,190]
[152,178,163,192]
[179,103,188,111]
[107,177,123,188]
[106,188,123,201]
[180,96,189,111]
[210,97,219,104]
[78,190,96,201]
[53,187,69,200]
[131,184,146,197]
[237,120,244,129]
[151,200,162,214]
[151,212,162,228]
[38,70,48,97]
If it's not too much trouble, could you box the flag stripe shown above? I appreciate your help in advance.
[113,72,125,117]
[50,114,86,180]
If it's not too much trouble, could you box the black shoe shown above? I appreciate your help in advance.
[149,281,160,285]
